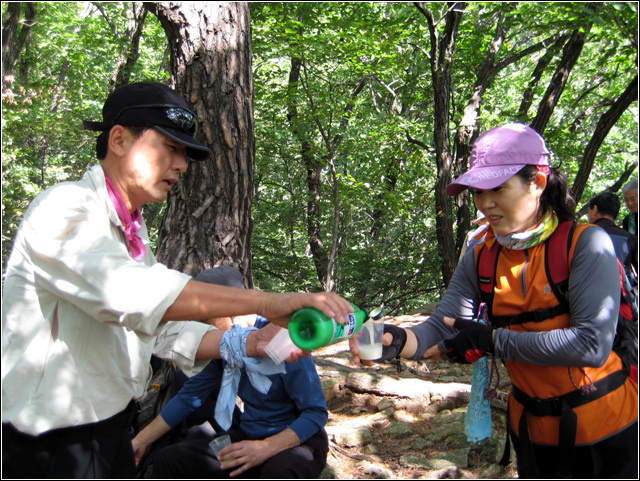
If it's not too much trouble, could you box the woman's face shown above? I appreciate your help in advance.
[472,173,546,236]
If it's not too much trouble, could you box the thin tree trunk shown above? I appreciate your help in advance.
[2,2,36,92]
[415,1,466,287]
[517,33,570,120]
[286,55,330,289]
[571,75,639,205]
[104,2,148,92]
[530,26,590,134]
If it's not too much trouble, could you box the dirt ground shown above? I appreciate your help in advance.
[313,313,517,479]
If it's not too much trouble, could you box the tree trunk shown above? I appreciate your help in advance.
[517,33,570,121]
[530,27,589,134]
[571,75,638,205]
[286,55,330,289]
[2,2,37,93]
[97,2,149,92]
[147,2,255,285]
[415,2,466,287]
[452,7,510,253]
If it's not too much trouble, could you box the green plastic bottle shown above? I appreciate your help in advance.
[288,303,368,351]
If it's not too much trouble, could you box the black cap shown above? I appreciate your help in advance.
[195,266,245,289]
[83,82,211,161]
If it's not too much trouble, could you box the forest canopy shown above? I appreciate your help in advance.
[2,2,638,315]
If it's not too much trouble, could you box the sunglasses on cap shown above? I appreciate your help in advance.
[111,103,198,135]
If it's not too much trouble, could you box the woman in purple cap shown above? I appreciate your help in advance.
[352,123,638,478]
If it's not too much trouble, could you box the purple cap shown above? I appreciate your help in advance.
[446,123,549,196]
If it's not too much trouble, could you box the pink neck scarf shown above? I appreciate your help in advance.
[104,172,146,260]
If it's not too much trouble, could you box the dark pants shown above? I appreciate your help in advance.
[511,420,638,479]
[151,428,329,479]
[2,402,137,479]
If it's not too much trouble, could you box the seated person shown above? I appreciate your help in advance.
[195,266,256,330]
[132,286,329,479]
[139,267,252,472]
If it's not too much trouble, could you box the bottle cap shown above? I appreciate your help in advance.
[264,328,298,364]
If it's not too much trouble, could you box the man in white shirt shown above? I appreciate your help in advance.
[1,82,352,478]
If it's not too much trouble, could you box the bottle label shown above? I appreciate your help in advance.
[331,313,357,344]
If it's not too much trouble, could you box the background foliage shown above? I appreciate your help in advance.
[2,2,638,315]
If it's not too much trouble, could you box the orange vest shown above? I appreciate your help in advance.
[476,223,638,446]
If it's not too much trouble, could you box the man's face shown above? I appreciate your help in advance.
[623,189,638,214]
[119,128,188,210]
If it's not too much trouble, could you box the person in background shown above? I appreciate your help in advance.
[587,192,637,274]
[353,123,638,479]
[196,266,257,330]
[1,81,352,479]
[458,212,489,261]
[621,178,638,235]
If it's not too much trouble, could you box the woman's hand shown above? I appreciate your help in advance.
[130,415,173,466]
[424,317,494,363]
[218,439,272,477]
[349,324,408,366]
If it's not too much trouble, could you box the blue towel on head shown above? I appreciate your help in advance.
[215,325,286,431]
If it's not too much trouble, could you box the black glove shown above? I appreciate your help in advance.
[437,318,494,364]
[378,324,407,361]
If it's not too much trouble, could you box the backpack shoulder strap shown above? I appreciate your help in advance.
[476,241,501,311]
[544,220,577,303]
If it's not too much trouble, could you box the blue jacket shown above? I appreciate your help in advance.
[160,318,327,444]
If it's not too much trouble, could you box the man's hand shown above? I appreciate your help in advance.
[424,317,494,364]
[258,292,353,329]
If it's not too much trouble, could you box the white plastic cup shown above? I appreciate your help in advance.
[264,327,298,364]
[356,319,384,360]
[209,434,231,459]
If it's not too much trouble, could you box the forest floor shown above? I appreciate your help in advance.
[314,313,518,479]
[138,312,519,479]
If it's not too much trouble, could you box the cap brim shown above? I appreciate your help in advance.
[446,164,526,196]
[155,126,212,161]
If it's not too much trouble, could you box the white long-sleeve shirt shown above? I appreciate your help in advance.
[2,164,212,435]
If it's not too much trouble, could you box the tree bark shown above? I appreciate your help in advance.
[147,2,255,285]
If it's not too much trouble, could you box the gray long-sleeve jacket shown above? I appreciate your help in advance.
[409,225,620,368]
